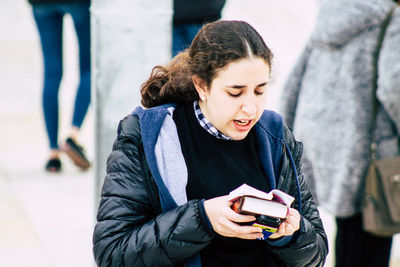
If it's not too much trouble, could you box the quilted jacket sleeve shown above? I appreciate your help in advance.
[93,115,214,267]
[268,125,328,267]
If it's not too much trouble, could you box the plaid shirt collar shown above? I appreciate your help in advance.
[193,101,232,140]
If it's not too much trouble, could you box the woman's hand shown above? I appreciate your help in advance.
[269,208,300,239]
[204,195,264,240]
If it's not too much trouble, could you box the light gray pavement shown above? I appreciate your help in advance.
[0,1,399,266]
[1,1,95,266]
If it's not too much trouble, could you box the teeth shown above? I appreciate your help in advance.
[236,120,250,126]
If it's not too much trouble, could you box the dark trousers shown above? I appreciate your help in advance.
[335,213,393,267]
[172,23,202,57]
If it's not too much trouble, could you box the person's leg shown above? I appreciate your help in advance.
[335,213,392,267]
[67,2,91,131]
[361,218,393,267]
[32,5,64,171]
[172,23,202,57]
[56,3,91,170]
[172,24,186,57]
[335,214,363,267]
[184,23,202,45]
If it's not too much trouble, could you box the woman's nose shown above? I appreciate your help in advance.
[241,103,256,116]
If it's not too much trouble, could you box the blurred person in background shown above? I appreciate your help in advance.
[93,20,328,267]
[28,0,91,172]
[279,0,400,266]
[172,0,226,56]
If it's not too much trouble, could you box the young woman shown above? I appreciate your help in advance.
[93,20,328,267]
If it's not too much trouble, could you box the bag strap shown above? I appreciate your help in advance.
[369,5,397,159]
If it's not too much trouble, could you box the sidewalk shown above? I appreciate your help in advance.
[0,1,398,266]
[0,1,95,266]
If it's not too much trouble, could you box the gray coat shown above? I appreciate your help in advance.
[279,0,400,217]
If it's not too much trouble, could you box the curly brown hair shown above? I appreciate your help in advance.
[140,20,273,108]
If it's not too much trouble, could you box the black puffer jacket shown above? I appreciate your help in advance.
[93,114,328,267]
[173,0,226,25]
[28,0,89,5]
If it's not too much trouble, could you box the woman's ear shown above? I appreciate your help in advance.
[192,75,208,101]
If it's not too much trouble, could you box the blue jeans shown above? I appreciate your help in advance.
[32,3,91,149]
[172,23,202,57]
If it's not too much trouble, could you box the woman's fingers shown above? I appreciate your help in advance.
[269,208,301,239]
[205,195,301,240]
[204,196,263,239]
[210,214,263,239]
[285,208,300,231]
[220,218,263,239]
[225,204,256,223]
[203,196,304,240]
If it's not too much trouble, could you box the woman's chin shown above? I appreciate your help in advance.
[227,130,250,141]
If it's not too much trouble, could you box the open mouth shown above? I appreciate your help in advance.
[234,119,252,126]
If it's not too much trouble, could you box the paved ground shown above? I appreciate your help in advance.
[0,1,398,266]
[1,1,95,266]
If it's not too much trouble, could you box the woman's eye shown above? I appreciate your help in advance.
[228,92,241,97]
[255,91,264,95]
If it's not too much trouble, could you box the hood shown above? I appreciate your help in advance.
[132,104,301,213]
[310,0,396,48]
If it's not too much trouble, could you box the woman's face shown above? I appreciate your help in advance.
[194,57,270,140]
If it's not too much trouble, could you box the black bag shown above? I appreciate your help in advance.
[361,5,400,236]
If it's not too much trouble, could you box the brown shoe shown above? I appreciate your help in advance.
[62,138,91,170]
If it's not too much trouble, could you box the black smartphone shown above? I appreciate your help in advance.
[255,215,282,228]
[239,215,282,231]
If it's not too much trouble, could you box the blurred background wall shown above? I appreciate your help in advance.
[91,0,172,206]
